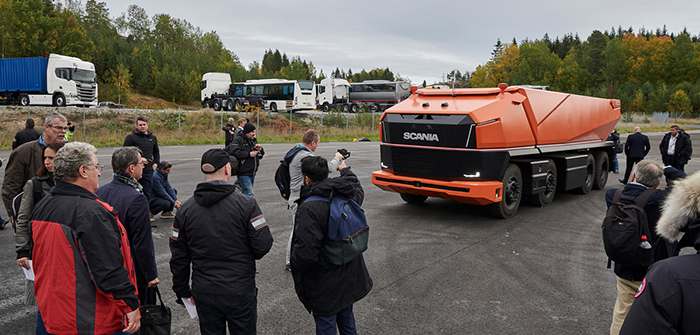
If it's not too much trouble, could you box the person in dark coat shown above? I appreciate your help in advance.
[170,148,273,335]
[606,159,670,335]
[222,118,235,148]
[229,122,264,197]
[150,161,181,219]
[659,124,692,172]
[12,118,42,150]
[291,156,372,335]
[123,115,160,202]
[620,170,700,334]
[96,147,159,305]
[619,126,650,184]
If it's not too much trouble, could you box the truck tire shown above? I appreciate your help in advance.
[322,103,330,112]
[53,93,66,107]
[233,99,241,111]
[201,99,209,108]
[593,151,609,190]
[225,99,233,111]
[400,193,428,205]
[529,159,557,207]
[350,104,359,113]
[19,94,30,106]
[488,164,522,219]
[213,99,222,111]
[575,153,595,194]
[270,102,278,112]
[341,104,349,112]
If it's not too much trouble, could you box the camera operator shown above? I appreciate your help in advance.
[283,129,347,271]
[228,123,264,197]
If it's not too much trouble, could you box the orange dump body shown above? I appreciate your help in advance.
[371,86,621,205]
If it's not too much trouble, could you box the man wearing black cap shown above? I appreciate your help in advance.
[170,148,273,334]
[229,122,264,197]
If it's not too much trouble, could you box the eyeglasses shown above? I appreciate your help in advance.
[85,164,104,172]
[51,126,69,131]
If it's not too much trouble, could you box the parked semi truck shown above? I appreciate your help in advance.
[371,84,621,218]
[316,78,350,112]
[0,54,97,107]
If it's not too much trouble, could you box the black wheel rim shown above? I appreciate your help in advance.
[545,171,556,196]
[505,177,520,208]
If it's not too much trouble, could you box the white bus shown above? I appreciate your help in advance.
[243,79,316,112]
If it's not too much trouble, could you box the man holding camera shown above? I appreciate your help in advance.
[229,123,264,197]
[284,129,344,271]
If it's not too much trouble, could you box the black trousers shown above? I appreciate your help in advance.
[194,288,257,335]
[622,156,643,183]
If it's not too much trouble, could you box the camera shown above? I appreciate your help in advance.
[338,149,351,160]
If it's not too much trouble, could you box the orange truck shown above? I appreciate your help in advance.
[371,84,621,218]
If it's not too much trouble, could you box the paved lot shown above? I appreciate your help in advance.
[0,131,697,334]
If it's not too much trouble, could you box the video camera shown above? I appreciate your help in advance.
[338,149,351,160]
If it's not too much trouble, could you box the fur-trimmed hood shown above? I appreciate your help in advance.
[657,171,700,248]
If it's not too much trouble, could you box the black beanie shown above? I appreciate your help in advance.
[243,123,256,134]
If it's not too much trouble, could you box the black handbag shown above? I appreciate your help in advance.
[138,287,172,335]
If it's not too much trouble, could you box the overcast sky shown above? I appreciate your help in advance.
[103,0,700,85]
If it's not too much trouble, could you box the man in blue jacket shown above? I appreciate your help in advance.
[620,126,651,184]
[96,146,159,305]
[150,161,181,219]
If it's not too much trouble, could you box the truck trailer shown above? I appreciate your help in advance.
[371,84,621,218]
[348,80,412,112]
[0,54,97,107]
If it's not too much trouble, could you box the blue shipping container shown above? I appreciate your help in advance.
[0,57,48,93]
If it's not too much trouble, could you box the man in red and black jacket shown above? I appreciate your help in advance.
[30,142,140,334]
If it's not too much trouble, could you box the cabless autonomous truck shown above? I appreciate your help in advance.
[371,84,621,218]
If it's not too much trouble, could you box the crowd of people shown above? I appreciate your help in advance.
[1,114,371,334]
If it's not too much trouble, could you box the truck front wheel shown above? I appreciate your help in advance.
[529,159,557,207]
[489,164,522,219]
[575,153,595,194]
[400,193,428,205]
[53,93,66,107]
[593,151,609,190]
[19,94,30,106]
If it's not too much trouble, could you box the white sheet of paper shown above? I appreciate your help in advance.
[23,260,35,281]
[183,297,197,318]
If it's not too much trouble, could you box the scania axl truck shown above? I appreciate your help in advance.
[0,54,97,107]
[371,84,621,218]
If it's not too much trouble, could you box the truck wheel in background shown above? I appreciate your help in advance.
[489,164,522,219]
[350,104,359,113]
[400,193,428,205]
[233,99,241,111]
[593,151,609,190]
[53,93,66,107]
[270,102,278,112]
[19,94,30,106]
[341,104,349,112]
[322,103,330,112]
[213,99,222,111]
[225,99,233,111]
[201,99,209,108]
[529,159,557,207]
[575,153,595,194]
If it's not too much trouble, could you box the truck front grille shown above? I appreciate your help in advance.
[77,83,97,102]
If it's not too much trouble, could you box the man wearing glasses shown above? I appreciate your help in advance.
[97,147,160,306]
[1,113,67,229]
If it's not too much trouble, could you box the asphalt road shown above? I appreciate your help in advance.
[0,131,697,334]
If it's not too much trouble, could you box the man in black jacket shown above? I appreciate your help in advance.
[222,118,235,148]
[12,118,42,150]
[291,156,372,335]
[659,124,691,172]
[124,116,160,202]
[229,122,264,197]
[170,148,273,335]
[620,170,700,334]
[619,126,650,184]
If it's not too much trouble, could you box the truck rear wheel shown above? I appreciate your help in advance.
[350,104,359,113]
[489,164,522,219]
[575,153,595,194]
[233,99,241,111]
[225,99,233,111]
[400,193,427,205]
[593,151,609,190]
[19,94,30,106]
[213,99,222,111]
[529,159,557,207]
[341,104,349,112]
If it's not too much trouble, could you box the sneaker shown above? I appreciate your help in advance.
[150,213,156,222]
[161,211,175,219]
[285,264,292,272]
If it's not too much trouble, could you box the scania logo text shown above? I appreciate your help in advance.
[403,132,439,141]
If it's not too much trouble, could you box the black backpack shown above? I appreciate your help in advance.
[12,177,45,220]
[274,146,311,200]
[601,189,658,269]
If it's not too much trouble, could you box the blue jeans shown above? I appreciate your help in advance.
[36,310,129,335]
[238,176,255,197]
[313,305,357,335]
